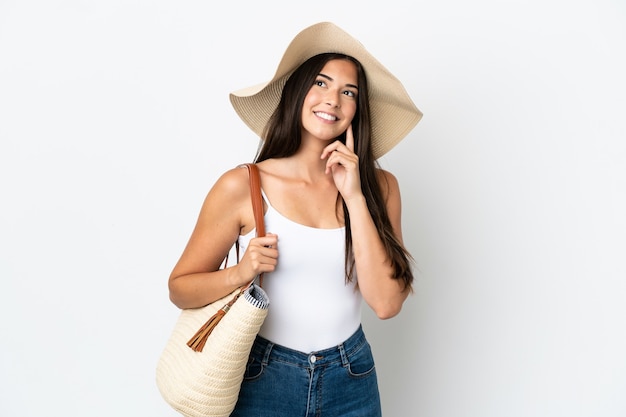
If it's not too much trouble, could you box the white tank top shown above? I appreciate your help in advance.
[238,191,362,353]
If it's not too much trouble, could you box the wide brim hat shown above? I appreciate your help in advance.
[229,22,423,159]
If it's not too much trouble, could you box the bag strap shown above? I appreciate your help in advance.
[222,164,264,270]
[242,163,265,287]
[243,163,265,239]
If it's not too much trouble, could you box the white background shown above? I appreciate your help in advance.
[1,1,625,416]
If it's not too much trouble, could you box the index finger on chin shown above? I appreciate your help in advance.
[345,124,355,152]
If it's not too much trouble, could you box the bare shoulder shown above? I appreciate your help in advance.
[252,159,288,192]
[200,164,257,232]
[375,168,401,201]
[254,159,283,179]
[210,164,253,198]
[375,168,404,240]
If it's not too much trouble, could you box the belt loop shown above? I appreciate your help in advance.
[262,341,274,366]
[338,342,349,367]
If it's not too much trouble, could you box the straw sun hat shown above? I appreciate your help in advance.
[229,22,423,159]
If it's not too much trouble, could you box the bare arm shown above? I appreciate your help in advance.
[322,126,410,319]
[346,170,410,319]
[168,167,278,309]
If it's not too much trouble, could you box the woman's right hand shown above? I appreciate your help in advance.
[231,233,278,286]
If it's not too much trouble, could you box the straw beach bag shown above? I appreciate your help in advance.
[156,163,269,417]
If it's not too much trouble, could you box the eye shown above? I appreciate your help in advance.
[343,90,357,98]
[314,79,327,88]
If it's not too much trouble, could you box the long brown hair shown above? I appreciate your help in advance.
[255,53,414,291]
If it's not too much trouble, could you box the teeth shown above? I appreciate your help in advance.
[315,112,337,121]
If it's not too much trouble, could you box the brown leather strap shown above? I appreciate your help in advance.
[241,163,266,286]
[243,163,265,239]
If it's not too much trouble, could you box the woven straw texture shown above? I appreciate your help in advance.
[156,284,269,417]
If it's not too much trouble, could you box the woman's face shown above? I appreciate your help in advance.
[301,59,358,143]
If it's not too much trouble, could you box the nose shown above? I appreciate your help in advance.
[324,89,341,108]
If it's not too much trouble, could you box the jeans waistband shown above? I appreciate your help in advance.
[251,325,367,368]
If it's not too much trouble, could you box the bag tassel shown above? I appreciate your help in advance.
[186,288,245,352]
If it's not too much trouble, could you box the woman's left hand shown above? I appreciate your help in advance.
[321,125,363,201]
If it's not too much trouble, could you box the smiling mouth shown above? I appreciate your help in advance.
[314,111,338,121]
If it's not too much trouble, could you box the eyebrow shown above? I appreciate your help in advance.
[318,73,359,90]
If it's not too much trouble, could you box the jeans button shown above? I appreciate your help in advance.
[309,354,317,364]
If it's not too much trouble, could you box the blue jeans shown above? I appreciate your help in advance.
[230,325,382,417]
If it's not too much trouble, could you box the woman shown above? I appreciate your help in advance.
[168,22,422,417]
